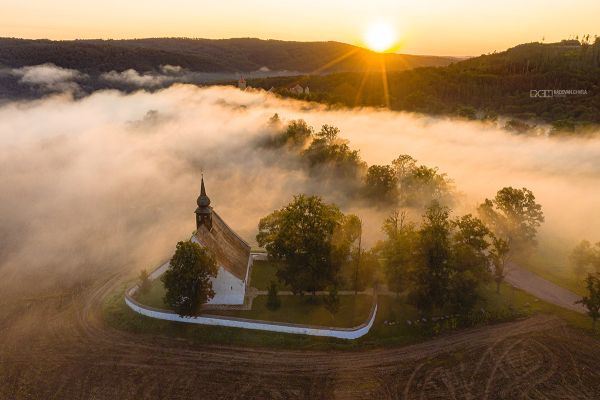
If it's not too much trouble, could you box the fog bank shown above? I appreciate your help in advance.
[1,84,599,296]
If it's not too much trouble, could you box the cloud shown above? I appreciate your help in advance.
[1,83,599,298]
[99,65,298,88]
[100,68,172,88]
[9,63,85,92]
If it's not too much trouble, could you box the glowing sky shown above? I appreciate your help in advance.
[2,0,599,56]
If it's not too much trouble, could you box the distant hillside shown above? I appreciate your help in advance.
[252,39,600,130]
[0,37,456,74]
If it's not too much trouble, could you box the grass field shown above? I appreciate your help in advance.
[203,294,373,328]
[133,276,373,328]
[106,276,599,350]
[249,260,290,291]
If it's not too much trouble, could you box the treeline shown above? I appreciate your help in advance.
[380,185,544,313]
[258,118,548,318]
[262,117,454,209]
[0,37,453,74]
[251,39,600,130]
[257,186,544,318]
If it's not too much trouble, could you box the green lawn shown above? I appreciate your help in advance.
[204,295,373,328]
[249,260,290,291]
[106,277,598,350]
[359,282,596,347]
[134,279,167,309]
[134,277,372,328]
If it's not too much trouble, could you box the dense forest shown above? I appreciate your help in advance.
[2,37,598,129]
[0,37,454,74]
[251,39,600,129]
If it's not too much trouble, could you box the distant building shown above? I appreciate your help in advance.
[289,84,310,95]
[237,76,247,90]
[193,177,251,305]
[290,84,304,95]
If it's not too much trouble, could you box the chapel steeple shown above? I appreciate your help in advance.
[195,175,212,230]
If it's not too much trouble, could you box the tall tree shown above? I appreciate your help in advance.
[364,165,398,203]
[382,206,498,314]
[576,273,600,332]
[478,187,544,252]
[256,194,351,296]
[382,210,418,296]
[412,201,452,312]
[352,249,379,293]
[332,215,364,294]
[162,241,218,316]
[491,237,510,293]
[448,214,494,311]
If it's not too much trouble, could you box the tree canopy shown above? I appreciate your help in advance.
[381,202,500,314]
[256,194,356,295]
[262,120,454,209]
[478,187,544,252]
[161,240,218,316]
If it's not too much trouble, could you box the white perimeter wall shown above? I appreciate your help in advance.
[125,290,377,340]
[134,250,377,339]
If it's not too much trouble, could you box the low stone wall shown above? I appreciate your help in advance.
[125,287,377,340]
[130,252,377,339]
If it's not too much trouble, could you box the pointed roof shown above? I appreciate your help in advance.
[197,175,211,209]
[193,176,251,280]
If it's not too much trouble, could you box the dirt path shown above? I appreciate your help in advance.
[505,263,586,314]
[1,273,600,399]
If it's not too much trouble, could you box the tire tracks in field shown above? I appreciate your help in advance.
[2,274,600,399]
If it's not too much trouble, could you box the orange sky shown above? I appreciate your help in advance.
[2,0,599,56]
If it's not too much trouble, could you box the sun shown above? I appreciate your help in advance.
[364,22,397,53]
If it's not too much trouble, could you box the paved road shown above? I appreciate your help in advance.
[505,262,586,314]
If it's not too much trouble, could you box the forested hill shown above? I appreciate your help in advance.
[252,39,600,129]
[0,37,455,74]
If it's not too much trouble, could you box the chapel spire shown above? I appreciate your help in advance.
[195,175,212,230]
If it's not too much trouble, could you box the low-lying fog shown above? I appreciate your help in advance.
[1,83,599,296]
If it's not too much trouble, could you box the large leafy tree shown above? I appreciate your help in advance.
[448,214,494,310]
[382,204,500,314]
[161,241,218,316]
[391,154,453,208]
[411,201,452,312]
[381,210,419,296]
[364,165,398,204]
[478,187,544,252]
[302,124,365,178]
[257,194,353,296]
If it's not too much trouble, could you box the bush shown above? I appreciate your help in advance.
[266,281,281,311]
[138,269,151,294]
